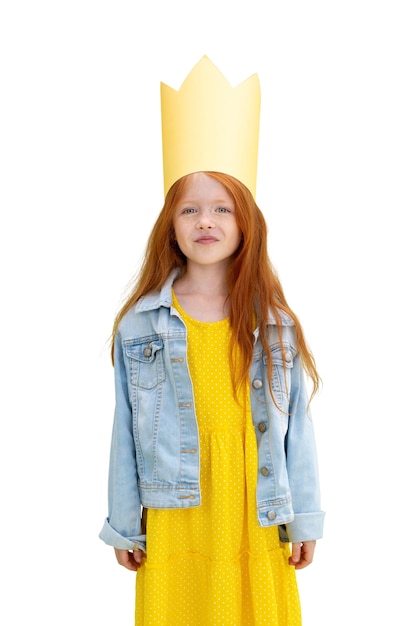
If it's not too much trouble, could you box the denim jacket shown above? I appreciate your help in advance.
[99,270,324,552]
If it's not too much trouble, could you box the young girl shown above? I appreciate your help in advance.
[100,170,324,625]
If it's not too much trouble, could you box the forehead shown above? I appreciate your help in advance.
[178,172,234,203]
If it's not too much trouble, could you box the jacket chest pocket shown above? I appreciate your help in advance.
[263,344,294,409]
[125,337,166,390]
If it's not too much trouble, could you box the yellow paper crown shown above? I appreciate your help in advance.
[160,56,261,198]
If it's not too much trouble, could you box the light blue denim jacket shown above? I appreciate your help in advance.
[99,270,324,552]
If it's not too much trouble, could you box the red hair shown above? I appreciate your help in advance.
[111,172,320,402]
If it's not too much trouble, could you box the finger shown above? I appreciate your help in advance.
[293,556,310,570]
[293,543,315,570]
[133,549,144,565]
[288,543,302,566]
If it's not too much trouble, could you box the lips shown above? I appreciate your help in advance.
[195,236,219,244]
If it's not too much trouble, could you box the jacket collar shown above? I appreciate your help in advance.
[135,269,180,313]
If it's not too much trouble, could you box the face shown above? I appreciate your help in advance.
[173,172,241,270]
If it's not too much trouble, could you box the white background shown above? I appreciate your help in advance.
[1,1,416,624]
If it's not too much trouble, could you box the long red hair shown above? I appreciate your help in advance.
[111,172,320,402]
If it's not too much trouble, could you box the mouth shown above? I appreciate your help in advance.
[195,236,219,244]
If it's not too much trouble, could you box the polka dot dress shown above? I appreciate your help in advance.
[135,292,301,625]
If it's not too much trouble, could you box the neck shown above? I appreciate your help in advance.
[173,263,231,321]
[176,262,230,297]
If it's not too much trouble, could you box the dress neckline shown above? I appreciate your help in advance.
[172,289,229,327]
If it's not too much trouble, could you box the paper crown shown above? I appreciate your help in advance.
[160,56,261,198]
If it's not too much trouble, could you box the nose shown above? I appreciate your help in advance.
[196,212,214,229]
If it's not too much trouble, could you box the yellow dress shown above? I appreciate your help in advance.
[135,293,301,625]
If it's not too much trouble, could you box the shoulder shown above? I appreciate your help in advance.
[266,307,295,327]
[135,269,180,313]
[263,308,298,353]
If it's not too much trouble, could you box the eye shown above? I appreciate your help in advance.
[216,207,231,213]
[182,207,197,215]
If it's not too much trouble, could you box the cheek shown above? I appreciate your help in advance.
[231,227,243,250]
[172,221,183,242]
[172,224,188,251]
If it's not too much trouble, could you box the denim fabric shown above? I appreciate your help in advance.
[99,270,324,551]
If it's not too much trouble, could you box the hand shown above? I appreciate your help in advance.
[114,547,145,571]
[288,540,316,570]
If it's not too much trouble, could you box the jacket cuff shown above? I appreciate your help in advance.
[99,518,147,552]
[279,511,325,543]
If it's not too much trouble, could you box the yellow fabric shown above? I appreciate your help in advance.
[135,293,301,625]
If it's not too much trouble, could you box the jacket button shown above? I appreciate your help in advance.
[260,466,270,476]
[258,422,267,433]
[267,510,277,520]
[143,347,152,357]
[252,378,263,389]
[285,351,292,362]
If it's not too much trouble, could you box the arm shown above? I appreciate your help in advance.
[281,346,325,544]
[99,332,146,566]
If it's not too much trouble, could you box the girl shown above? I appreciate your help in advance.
[100,170,324,625]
